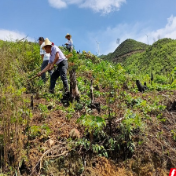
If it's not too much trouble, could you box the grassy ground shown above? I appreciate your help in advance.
[0,40,176,176]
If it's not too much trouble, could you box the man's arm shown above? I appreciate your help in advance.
[53,52,59,65]
[50,52,59,70]
[37,63,51,76]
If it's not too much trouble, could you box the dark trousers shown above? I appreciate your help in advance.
[41,60,52,82]
[66,46,73,52]
[49,60,69,92]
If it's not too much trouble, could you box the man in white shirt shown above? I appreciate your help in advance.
[37,38,69,95]
[38,37,52,82]
[65,33,73,52]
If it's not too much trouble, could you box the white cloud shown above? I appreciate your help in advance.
[48,0,67,9]
[0,29,34,42]
[79,0,126,14]
[48,0,126,14]
[89,15,176,54]
[147,15,176,42]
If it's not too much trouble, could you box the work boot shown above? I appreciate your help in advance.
[63,86,70,98]
[61,91,70,104]
[64,91,70,97]
[62,91,70,100]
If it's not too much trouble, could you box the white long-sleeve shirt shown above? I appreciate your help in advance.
[66,39,73,48]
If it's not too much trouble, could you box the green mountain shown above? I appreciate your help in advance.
[100,39,148,62]
[124,38,176,74]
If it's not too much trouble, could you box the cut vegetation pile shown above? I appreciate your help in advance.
[0,39,176,176]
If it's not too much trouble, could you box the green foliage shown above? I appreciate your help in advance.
[77,115,106,133]
[74,138,90,150]
[116,110,142,153]
[38,104,48,112]
[74,102,84,111]
[30,124,51,139]
[124,38,176,75]
[154,75,169,84]
[171,129,176,141]
[122,110,142,131]
[41,124,52,136]
[74,138,108,157]
[92,144,108,157]
[30,125,41,138]
[65,105,75,120]
[0,40,41,88]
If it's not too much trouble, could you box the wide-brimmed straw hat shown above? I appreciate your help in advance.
[65,33,72,38]
[42,38,52,49]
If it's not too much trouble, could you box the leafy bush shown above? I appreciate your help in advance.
[77,115,106,133]
[154,75,169,84]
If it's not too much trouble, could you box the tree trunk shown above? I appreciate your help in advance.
[136,80,145,92]
[69,68,80,102]
[90,79,94,105]
[30,95,33,110]
[88,80,101,113]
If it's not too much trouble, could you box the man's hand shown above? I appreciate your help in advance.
[37,72,42,77]
[65,43,68,45]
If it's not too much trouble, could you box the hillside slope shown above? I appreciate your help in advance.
[0,40,176,176]
[124,38,176,75]
[100,39,148,62]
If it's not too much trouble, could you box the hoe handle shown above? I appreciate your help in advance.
[29,75,38,81]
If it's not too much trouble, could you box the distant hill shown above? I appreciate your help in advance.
[100,39,148,62]
[123,38,176,74]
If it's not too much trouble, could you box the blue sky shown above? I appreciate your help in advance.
[0,0,176,55]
